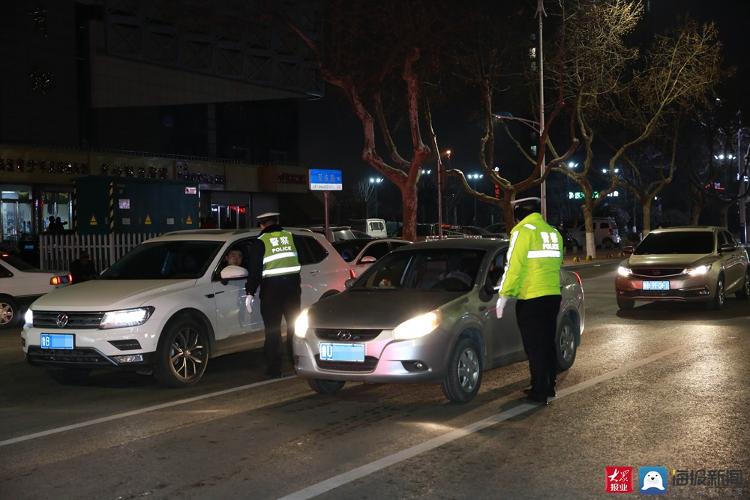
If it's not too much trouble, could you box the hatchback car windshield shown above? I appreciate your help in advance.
[101,241,222,279]
[353,249,484,292]
[634,231,714,255]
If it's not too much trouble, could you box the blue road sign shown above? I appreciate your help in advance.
[309,169,343,191]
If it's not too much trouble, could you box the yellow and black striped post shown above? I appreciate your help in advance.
[107,181,115,233]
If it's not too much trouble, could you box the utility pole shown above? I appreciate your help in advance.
[537,0,548,220]
[739,122,748,244]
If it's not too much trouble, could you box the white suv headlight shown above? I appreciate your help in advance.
[617,266,632,277]
[24,309,34,326]
[393,311,440,340]
[685,264,711,277]
[294,308,309,338]
[99,307,153,329]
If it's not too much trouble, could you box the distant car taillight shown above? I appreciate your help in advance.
[50,276,62,286]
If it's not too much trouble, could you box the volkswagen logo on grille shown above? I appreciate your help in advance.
[56,313,69,328]
[336,330,353,341]
[652,270,661,276]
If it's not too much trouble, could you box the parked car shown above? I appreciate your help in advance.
[571,217,621,249]
[309,226,359,242]
[483,223,509,239]
[0,253,70,329]
[615,226,749,310]
[293,239,585,403]
[333,238,412,274]
[457,226,494,238]
[349,218,388,239]
[21,228,352,386]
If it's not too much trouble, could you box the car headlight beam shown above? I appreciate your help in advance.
[294,308,309,338]
[99,307,153,329]
[24,309,34,326]
[686,264,711,277]
[393,311,440,341]
[617,266,632,277]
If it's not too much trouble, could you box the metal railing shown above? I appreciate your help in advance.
[39,233,159,271]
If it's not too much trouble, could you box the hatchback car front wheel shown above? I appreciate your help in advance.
[441,337,482,403]
[735,270,750,300]
[709,275,726,310]
[0,296,18,329]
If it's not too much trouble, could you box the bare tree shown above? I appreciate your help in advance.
[355,179,376,219]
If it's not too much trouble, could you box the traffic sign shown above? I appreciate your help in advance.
[309,169,343,191]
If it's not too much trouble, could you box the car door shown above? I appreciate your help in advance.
[211,240,262,340]
[294,234,337,306]
[720,231,743,290]
[480,249,524,364]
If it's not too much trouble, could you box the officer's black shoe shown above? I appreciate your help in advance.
[524,387,556,398]
[524,393,549,405]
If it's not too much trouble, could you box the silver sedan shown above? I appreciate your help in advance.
[293,239,585,403]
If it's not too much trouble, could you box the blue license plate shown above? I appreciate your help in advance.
[40,333,75,350]
[643,281,670,291]
[319,343,365,362]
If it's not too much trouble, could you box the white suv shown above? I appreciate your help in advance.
[1,253,69,329]
[571,217,621,249]
[21,229,352,386]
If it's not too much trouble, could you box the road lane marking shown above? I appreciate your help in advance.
[0,376,294,448]
[279,344,686,500]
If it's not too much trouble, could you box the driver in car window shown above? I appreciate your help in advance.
[224,249,244,267]
[437,255,473,288]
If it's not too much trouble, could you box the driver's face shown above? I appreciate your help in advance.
[225,250,243,266]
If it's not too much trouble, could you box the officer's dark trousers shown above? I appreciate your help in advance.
[516,295,561,395]
[260,274,301,375]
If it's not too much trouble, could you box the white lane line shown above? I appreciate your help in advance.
[279,344,686,500]
[0,376,294,448]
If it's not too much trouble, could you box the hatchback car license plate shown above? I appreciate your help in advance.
[643,281,670,291]
[40,333,75,350]
[319,343,365,362]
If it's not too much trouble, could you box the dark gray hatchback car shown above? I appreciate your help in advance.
[293,239,585,403]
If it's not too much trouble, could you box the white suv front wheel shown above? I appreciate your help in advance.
[154,315,210,387]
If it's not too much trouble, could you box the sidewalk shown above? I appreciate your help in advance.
[562,250,623,269]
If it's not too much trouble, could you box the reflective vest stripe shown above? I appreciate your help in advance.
[263,251,297,264]
[527,250,561,259]
[523,223,537,230]
[262,265,301,277]
[497,230,519,293]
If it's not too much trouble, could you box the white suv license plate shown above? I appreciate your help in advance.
[40,333,75,350]
[643,281,670,291]
[319,343,365,363]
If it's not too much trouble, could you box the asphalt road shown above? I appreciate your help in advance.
[1,262,748,499]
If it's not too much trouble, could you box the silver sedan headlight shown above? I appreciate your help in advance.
[685,264,711,277]
[294,308,309,338]
[393,311,441,340]
[99,307,153,329]
[617,266,632,277]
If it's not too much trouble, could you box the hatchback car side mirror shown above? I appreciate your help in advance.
[345,278,356,289]
[220,265,248,282]
[478,280,496,302]
[359,256,377,264]
[719,243,736,253]
[622,246,634,255]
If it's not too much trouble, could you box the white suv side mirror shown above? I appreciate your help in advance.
[359,256,377,264]
[220,265,248,280]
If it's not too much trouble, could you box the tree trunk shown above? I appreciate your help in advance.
[501,197,514,232]
[642,201,652,236]
[719,204,729,228]
[690,201,701,225]
[582,199,596,259]
[401,183,418,241]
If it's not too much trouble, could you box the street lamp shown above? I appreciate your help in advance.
[467,173,484,225]
[369,177,383,217]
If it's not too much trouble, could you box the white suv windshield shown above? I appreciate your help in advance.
[101,241,223,279]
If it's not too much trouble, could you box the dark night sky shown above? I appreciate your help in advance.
[298,0,750,191]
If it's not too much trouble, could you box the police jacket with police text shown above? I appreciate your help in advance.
[498,212,563,300]
[245,224,301,296]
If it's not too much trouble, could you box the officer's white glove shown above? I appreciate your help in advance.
[245,295,254,314]
[495,296,509,319]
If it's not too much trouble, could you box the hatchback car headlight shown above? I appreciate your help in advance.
[24,309,34,326]
[294,308,309,338]
[685,264,711,277]
[99,307,153,329]
[617,266,632,277]
[393,311,440,340]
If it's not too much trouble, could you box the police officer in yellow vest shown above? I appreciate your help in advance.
[245,212,302,377]
[496,197,563,405]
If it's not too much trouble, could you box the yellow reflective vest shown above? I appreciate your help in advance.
[258,230,301,278]
[498,212,563,299]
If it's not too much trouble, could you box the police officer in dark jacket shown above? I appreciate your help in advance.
[245,212,302,377]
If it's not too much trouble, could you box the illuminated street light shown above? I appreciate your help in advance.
[567,161,578,169]
[369,177,383,184]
